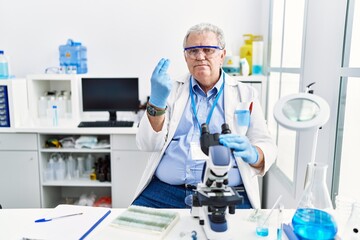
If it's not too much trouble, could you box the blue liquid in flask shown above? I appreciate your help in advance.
[292,208,337,240]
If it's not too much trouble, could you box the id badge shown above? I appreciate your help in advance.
[190,142,209,161]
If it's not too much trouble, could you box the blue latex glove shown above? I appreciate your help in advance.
[219,134,259,164]
[149,58,172,109]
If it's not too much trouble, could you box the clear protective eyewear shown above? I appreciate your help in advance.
[184,45,223,59]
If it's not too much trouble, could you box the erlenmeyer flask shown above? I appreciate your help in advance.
[292,162,338,239]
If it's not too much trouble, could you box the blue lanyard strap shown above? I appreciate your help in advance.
[190,74,225,133]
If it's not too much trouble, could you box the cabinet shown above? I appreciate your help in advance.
[38,133,112,208]
[0,133,40,208]
[111,134,150,208]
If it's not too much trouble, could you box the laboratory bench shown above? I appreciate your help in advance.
[0,205,296,240]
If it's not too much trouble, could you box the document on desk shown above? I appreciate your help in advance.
[21,204,111,240]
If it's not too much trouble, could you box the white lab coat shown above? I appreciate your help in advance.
[134,73,277,209]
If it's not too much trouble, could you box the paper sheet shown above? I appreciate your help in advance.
[21,204,111,240]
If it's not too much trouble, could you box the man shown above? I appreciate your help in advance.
[133,23,277,209]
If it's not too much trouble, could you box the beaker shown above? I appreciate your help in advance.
[292,162,338,239]
[234,101,252,136]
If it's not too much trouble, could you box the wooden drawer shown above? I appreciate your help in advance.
[0,133,37,150]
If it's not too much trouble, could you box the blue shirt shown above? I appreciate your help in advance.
[155,73,242,186]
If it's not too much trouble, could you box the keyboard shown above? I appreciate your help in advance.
[78,121,134,128]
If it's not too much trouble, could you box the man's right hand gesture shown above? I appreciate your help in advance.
[149,58,172,109]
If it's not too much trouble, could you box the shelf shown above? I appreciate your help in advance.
[42,179,111,187]
[40,147,111,153]
[232,75,266,83]
[26,74,81,127]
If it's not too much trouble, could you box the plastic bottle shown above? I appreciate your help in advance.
[223,55,240,76]
[252,35,264,75]
[240,58,250,76]
[47,95,56,118]
[240,34,254,75]
[38,96,48,118]
[0,50,9,79]
[55,155,66,180]
[66,154,76,179]
[77,156,85,178]
[59,39,87,74]
[45,157,56,181]
[85,154,95,173]
[57,95,67,118]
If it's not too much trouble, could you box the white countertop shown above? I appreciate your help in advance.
[0,121,139,134]
[0,205,294,240]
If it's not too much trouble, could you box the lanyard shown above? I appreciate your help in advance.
[190,74,225,133]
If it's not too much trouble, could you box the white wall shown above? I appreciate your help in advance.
[0,0,265,103]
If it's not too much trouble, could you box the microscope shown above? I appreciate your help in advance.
[191,123,244,240]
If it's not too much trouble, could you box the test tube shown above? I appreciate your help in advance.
[277,204,284,240]
[52,105,58,126]
[256,195,282,237]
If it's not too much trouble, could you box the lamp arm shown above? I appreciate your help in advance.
[310,127,320,164]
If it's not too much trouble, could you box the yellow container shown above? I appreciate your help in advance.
[240,34,254,75]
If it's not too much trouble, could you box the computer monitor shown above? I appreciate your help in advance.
[81,77,139,121]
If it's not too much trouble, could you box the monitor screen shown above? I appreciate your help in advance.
[81,77,139,121]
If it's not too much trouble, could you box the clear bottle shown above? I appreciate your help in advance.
[57,95,67,118]
[55,155,66,180]
[38,96,48,118]
[342,202,360,240]
[252,35,264,75]
[66,154,76,179]
[240,58,250,76]
[45,157,56,181]
[77,156,85,178]
[0,50,9,79]
[292,162,338,239]
[85,153,95,173]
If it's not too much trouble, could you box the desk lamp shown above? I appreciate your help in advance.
[273,83,330,163]
[273,84,337,240]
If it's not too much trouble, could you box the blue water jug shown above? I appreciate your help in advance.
[59,39,87,74]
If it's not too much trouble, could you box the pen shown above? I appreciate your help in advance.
[35,212,83,223]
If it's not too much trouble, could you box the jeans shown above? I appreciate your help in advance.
[132,176,252,209]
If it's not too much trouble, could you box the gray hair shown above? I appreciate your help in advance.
[183,23,226,49]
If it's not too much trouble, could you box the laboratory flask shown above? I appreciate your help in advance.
[292,162,338,239]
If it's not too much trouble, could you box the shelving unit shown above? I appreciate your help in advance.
[27,74,81,126]
[38,133,112,208]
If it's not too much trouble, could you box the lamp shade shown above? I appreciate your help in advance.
[273,93,330,131]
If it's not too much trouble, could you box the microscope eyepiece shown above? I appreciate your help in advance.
[201,123,210,135]
[221,123,231,134]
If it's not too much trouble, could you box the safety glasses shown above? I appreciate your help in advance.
[184,45,223,59]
